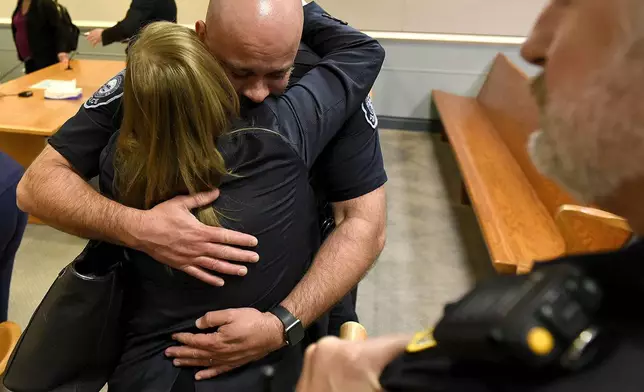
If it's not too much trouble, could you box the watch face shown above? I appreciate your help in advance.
[286,320,305,346]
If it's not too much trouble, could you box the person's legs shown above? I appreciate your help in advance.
[0,181,27,323]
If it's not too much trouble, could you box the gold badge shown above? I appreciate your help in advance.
[406,329,437,353]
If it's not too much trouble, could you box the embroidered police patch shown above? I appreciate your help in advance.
[361,96,378,129]
[84,70,125,109]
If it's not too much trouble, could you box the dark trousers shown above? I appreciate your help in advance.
[0,181,28,322]
[167,345,303,392]
[24,58,55,74]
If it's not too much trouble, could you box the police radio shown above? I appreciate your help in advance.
[433,264,607,371]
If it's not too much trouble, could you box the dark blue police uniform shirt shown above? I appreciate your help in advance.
[291,43,387,204]
[381,239,644,392]
[47,3,385,391]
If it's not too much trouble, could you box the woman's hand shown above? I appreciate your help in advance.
[166,308,285,380]
[57,52,70,69]
[87,28,104,46]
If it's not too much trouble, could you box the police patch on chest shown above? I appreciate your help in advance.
[84,70,125,109]
[361,96,378,129]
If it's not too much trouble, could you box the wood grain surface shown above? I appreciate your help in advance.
[0,59,125,137]
[434,54,631,273]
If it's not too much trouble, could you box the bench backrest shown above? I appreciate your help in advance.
[476,54,576,217]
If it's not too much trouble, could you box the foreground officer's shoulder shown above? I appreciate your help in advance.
[83,69,126,111]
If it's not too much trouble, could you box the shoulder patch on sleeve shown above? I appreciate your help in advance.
[406,328,436,353]
[361,96,378,129]
[84,70,126,109]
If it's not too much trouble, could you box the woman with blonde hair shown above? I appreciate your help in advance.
[102,14,383,392]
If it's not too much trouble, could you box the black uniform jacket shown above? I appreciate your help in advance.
[381,239,644,392]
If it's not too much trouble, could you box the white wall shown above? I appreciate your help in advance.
[0,21,540,121]
[1,0,546,120]
[374,39,538,119]
[1,0,547,36]
[318,0,548,36]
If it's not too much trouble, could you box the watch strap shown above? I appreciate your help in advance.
[270,305,303,346]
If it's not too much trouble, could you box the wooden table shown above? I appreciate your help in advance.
[0,59,126,168]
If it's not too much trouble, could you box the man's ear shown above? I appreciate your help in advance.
[195,20,208,43]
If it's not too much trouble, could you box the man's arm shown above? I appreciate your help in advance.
[281,186,386,326]
[18,146,141,245]
[24,69,260,285]
[18,146,259,286]
[271,1,386,168]
[101,0,158,45]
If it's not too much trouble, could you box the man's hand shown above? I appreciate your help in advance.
[296,335,410,392]
[132,189,260,287]
[166,308,285,380]
[57,52,70,69]
[86,28,104,46]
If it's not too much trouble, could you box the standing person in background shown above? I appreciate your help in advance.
[11,0,71,73]
[0,153,28,323]
[86,0,177,47]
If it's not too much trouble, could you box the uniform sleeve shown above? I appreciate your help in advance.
[311,118,387,202]
[292,45,387,202]
[381,346,536,392]
[102,0,157,46]
[381,343,643,392]
[48,70,125,179]
[265,2,385,169]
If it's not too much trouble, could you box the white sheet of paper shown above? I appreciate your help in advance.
[30,79,77,90]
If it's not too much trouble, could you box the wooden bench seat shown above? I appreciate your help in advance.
[433,54,631,274]
[433,90,564,273]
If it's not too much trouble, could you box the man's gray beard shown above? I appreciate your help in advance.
[528,129,602,203]
[527,60,644,204]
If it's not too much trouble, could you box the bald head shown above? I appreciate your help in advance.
[207,0,303,32]
[196,0,303,103]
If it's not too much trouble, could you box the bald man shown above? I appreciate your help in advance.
[17,0,384,390]
[192,0,384,338]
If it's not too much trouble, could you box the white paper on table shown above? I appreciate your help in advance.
[30,79,77,90]
[41,79,83,100]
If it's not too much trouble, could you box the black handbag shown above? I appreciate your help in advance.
[2,240,126,392]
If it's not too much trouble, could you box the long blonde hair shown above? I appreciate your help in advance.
[115,22,239,226]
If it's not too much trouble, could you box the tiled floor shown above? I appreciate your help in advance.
[8,129,493,336]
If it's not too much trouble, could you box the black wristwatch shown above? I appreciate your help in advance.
[270,305,305,346]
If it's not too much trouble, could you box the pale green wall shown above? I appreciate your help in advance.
[0,24,537,120]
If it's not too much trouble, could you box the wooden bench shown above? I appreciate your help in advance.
[555,205,632,255]
[433,54,631,274]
